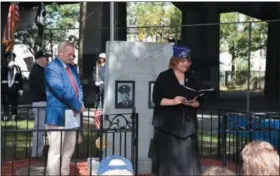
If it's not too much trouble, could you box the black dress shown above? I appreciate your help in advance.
[152,69,205,176]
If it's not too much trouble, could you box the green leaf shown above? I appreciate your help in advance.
[133,2,181,42]
[220,12,268,72]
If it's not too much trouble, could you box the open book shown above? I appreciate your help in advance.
[182,85,214,94]
[196,88,215,97]
[182,85,215,102]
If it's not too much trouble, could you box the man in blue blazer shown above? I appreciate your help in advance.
[44,40,85,175]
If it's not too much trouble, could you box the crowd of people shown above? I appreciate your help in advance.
[96,140,280,176]
[97,140,280,176]
[1,40,106,175]
[1,42,279,175]
[203,140,280,176]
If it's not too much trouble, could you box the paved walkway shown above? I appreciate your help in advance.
[2,158,236,176]
[2,159,89,176]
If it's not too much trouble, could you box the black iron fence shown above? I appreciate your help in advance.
[196,108,223,159]
[221,109,280,174]
[1,105,279,175]
[1,105,138,175]
[1,106,223,175]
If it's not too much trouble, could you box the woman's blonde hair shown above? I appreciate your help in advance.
[241,140,279,176]
[202,166,235,176]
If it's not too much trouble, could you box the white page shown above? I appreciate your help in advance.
[65,110,80,129]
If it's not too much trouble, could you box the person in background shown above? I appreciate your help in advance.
[98,155,134,175]
[202,166,235,176]
[45,41,85,175]
[241,140,279,175]
[1,52,23,121]
[152,46,204,175]
[93,52,106,107]
[29,50,50,158]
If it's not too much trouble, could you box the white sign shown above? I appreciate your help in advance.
[64,110,80,129]
[103,41,173,173]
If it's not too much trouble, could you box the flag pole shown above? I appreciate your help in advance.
[110,2,115,41]
[9,7,16,62]
[10,2,17,62]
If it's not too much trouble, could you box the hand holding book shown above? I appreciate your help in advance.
[183,96,200,108]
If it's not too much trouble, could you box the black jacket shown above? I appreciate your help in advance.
[1,65,23,94]
[152,69,205,139]
[29,63,46,102]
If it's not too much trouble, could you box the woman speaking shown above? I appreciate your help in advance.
[152,46,203,175]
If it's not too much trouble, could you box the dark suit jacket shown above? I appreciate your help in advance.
[1,65,23,94]
[152,69,204,139]
[117,99,133,108]
[29,63,46,102]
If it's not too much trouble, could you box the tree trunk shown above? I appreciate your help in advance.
[231,55,236,81]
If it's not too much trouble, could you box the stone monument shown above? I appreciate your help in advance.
[103,41,173,173]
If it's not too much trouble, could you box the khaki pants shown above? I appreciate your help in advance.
[46,125,77,176]
[31,102,46,157]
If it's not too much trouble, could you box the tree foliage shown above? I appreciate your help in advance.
[14,24,38,54]
[220,12,268,72]
[133,2,182,42]
[14,3,80,54]
[44,3,80,50]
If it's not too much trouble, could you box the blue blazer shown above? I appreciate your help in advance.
[44,58,83,126]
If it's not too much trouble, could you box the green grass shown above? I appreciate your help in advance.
[2,121,236,160]
[1,120,100,160]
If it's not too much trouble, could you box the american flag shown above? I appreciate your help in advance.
[94,101,103,129]
[2,2,20,53]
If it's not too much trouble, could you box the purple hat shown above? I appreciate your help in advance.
[173,45,191,60]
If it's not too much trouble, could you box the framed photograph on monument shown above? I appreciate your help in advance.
[148,81,155,109]
[115,81,135,109]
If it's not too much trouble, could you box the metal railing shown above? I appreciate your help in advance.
[221,109,280,175]
[2,105,279,175]
[1,106,223,174]
[1,105,138,175]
